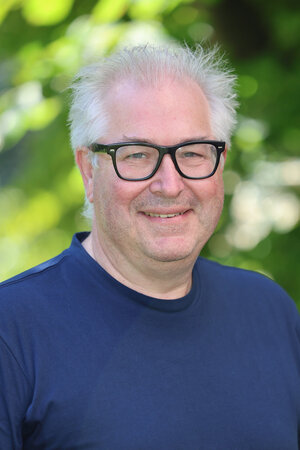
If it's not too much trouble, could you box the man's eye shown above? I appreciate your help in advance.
[127,152,147,159]
[182,152,203,158]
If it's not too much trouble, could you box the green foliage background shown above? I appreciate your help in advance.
[0,0,299,303]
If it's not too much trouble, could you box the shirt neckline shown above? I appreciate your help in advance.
[70,232,201,313]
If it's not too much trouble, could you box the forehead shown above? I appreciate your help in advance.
[103,77,212,144]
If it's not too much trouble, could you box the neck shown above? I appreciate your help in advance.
[82,230,195,300]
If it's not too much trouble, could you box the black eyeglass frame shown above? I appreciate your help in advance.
[89,140,226,181]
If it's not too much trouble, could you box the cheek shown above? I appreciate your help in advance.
[192,177,225,232]
[206,178,224,214]
[93,170,146,220]
[191,175,224,204]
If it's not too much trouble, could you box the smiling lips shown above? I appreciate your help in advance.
[143,211,188,218]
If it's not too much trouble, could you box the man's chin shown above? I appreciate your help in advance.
[138,235,205,264]
[144,245,198,264]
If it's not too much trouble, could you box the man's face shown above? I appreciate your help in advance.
[86,77,226,268]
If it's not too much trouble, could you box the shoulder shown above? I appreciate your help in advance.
[0,232,89,301]
[196,256,288,293]
[0,233,88,312]
[0,251,74,333]
[0,250,69,295]
[195,257,298,323]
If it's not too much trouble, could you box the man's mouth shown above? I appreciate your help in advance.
[143,211,186,218]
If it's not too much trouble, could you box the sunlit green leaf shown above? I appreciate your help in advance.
[22,0,74,26]
[57,167,85,207]
[234,118,268,151]
[6,191,62,237]
[129,0,165,20]
[92,0,130,23]
[24,97,62,130]
[0,0,21,24]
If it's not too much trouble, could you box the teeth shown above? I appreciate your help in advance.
[145,212,183,218]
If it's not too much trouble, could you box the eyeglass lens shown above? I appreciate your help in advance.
[115,143,217,180]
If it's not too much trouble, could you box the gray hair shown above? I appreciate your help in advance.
[68,43,238,219]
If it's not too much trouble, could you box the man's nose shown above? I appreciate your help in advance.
[149,154,185,197]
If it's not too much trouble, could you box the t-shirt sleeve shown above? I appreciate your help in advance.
[0,337,32,449]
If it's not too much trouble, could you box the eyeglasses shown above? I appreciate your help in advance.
[89,140,226,181]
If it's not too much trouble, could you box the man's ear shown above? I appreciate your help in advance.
[76,147,94,203]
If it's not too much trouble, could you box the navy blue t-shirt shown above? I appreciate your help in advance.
[0,232,300,449]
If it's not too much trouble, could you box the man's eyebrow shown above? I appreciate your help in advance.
[121,135,153,144]
[121,135,209,144]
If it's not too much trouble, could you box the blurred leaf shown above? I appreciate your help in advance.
[6,190,62,237]
[234,118,268,152]
[200,0,221,5]
[129,0,167,20]
[22,0,74,26]
[282,129,300,154]
[24,97,62,129]
[92,0,130,23]
[238,75,258,98]
[171,6,198,25]
[0,0,21,24]
[272,9,300,49]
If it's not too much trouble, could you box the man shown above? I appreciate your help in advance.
[0,44,299,448]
